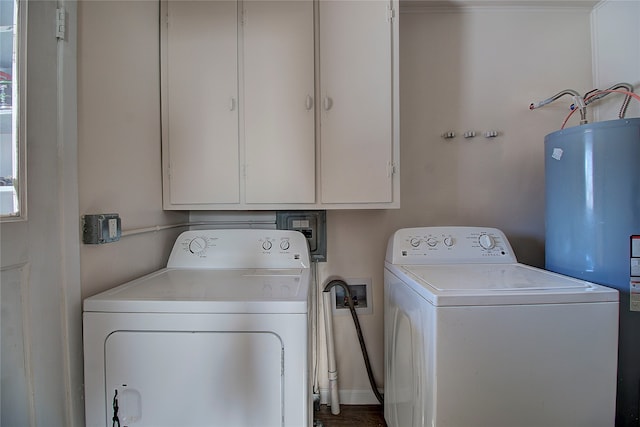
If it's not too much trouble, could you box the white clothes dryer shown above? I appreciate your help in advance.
[83,229,311,427]
[384,226,619,427]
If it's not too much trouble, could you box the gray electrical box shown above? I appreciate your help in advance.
[82,213,121,244]
[276,210,326,262]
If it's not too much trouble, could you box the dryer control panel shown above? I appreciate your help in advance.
[386,226,517,265]
[167,229,310,269]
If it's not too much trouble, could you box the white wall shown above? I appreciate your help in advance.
[77,0,188,298]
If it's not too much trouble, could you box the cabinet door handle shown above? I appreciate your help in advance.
[305,95,314,111]
[229,97,236,111]
[323,96,333,111]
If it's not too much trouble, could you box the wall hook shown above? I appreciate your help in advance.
[463,131,476,139]
[441,131,456,139]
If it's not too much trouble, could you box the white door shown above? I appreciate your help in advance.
[0,1,82,426]
[243,0,315,204]
[163,0,240,205]
[319,0,393,203]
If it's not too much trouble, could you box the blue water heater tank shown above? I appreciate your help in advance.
[545,118,640,427]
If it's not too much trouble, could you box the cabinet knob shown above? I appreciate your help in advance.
[323,96,333,111]
[229,97,236,111]
[306,95,313,111]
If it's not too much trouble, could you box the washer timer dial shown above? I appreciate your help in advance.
[478,234,495,250]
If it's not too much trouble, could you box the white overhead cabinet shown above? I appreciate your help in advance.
[319,1,395,204]
[162,1,240,205]
[161,0,399,210]
[243,1,316,204]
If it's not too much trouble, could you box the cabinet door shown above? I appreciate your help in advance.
[243,0,316,204]
[163,1,240,205]
[319,1,394,204]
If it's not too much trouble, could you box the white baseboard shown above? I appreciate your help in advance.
[319,388,384,406]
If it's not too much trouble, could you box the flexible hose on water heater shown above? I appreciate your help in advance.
[322,279,384,413]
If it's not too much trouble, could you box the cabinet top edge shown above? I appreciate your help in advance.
[400,0,599,12]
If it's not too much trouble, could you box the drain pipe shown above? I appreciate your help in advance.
[322,290,341,415]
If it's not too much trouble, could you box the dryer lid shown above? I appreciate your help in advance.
[83,268,310,314]
[389,263,618,306]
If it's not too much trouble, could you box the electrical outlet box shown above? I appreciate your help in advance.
[276,210,326,262]
[331,278,372,315]
[82,213,121,244]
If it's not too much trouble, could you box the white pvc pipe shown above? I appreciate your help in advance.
[322,291,340,415]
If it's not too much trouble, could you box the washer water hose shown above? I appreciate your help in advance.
[322,279,384,414]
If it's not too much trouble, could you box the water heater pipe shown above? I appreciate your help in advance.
[529,89,587,125]
[322,291,341,414]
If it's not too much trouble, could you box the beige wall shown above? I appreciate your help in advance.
[315,4,594,401]
[77,0,188,298]
[76,0,600,404]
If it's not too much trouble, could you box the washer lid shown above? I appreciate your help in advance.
[389,263,618,306]
[83,268,310,314]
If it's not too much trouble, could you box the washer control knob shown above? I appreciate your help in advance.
[280,239,290,251]
[262,240,273,251]
[409,238,422,247]
[444,237,454,247]
[426,237,438,247]
[478,234,495,250]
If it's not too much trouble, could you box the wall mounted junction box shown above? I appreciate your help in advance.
[276,210,327,262]
[82,213,121,244]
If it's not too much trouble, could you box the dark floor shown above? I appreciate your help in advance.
[314,404,386,427]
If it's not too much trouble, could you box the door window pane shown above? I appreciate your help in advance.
[1,0,22,219]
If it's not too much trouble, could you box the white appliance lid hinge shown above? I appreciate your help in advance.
[56,7,66,40]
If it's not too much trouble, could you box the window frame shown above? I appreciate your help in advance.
[1,0,27,222]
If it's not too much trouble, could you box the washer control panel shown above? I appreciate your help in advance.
[167,229,310,269]
[386,226,517,264]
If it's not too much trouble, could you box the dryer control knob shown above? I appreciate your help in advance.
[262,240,273,251]
[478,234,495,250]
[188,237,208,254]
[409,238,422,247]
[426,237,438,247]
[280,239,290,251]
[444,237,454,247]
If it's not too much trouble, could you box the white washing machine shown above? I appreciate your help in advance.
[384,226,619,427]
[83,229,311,427]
